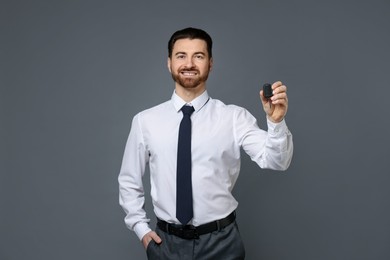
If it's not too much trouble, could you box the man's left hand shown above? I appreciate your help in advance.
[259,81,288,123]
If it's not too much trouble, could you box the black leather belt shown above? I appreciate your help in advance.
[157,211,236,239]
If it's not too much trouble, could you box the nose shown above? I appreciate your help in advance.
[184,57,194,68]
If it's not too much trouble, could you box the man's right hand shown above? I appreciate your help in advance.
[142,231,162,249]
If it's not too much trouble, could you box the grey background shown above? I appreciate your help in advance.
[1,0,389,259]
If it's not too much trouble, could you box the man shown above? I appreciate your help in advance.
[119,27,293,259]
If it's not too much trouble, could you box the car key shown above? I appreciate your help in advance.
[263,83,273,108]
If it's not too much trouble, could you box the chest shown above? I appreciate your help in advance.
[143,111,237,159]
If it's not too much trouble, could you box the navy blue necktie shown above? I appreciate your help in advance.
[176,105,195,225]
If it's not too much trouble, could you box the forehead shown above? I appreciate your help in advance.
[172,38,208,54]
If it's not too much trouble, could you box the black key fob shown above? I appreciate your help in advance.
[263,83,273,99]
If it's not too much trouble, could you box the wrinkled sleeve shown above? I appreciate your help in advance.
[234,107,293,171]
[118,113,151,240]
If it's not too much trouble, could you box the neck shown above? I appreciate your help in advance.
[175,83,206,103]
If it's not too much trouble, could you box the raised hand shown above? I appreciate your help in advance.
[259,81,288,123]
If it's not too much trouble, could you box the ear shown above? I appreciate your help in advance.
[209,57,213,71]
[167,57,172,73]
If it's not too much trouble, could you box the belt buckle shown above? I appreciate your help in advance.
[181,225,199,239]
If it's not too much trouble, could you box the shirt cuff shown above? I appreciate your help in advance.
[266,118,288,137]
[134,222,152,241]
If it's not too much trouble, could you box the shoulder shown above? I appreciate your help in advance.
[209,98,258,127]
[136,100,172,118]
[131,100,176,130]
[209,98,248,114]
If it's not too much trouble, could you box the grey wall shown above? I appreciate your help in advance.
[2,1,390,259]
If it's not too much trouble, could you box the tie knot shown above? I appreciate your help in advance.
[181,105,195,116]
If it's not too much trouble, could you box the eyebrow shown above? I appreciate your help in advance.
[174,51,206,56]
[193,52,206,56]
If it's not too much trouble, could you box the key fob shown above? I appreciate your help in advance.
[263,83,273,99]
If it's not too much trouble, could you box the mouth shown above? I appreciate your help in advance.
[180,71,198,77]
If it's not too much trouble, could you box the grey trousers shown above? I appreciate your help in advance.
[146,221,245,260]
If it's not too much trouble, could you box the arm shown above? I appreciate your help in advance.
[260,81,293,170]
[118,114,153,241]
[236,81,293,170]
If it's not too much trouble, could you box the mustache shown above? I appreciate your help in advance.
[179,67,199,72]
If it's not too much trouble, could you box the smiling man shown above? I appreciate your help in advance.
[118,27,293,259]
[168,38,211,97]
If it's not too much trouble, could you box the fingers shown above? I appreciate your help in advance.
[272,81,287,94]
[271,92,288,105]
[270,81,288,106]
[142,231,162,249]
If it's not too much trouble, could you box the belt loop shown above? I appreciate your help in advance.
[216,220,221,231]
[166,223,170,234]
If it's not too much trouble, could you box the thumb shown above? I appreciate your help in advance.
[259,90,270,107]
[142,231,162,249]
[150,232,162,244]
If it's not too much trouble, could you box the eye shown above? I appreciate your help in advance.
[176,54,186,59]
[195,54,204,60]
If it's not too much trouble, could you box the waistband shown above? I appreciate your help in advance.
[157,211,236,239]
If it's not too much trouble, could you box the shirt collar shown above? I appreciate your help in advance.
[172,90,210,113]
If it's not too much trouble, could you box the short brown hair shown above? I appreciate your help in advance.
[168,27,213,58]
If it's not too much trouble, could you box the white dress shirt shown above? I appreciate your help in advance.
[118,90,293,240]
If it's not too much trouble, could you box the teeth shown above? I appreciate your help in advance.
[182,72,196,76]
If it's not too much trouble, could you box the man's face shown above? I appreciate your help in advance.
[168,38,213,90]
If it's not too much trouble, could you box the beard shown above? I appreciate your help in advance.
[170,67,210,89]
